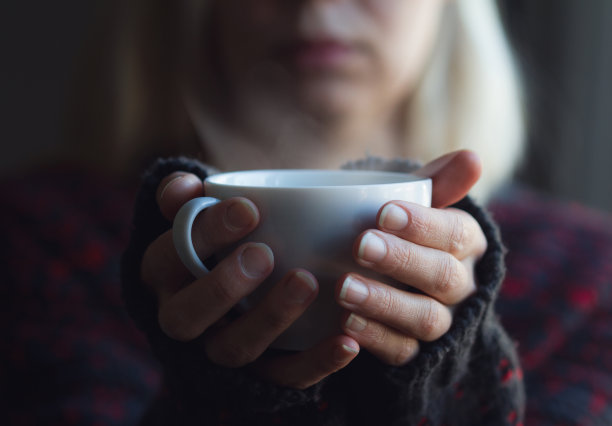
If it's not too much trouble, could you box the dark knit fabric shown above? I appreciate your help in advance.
[0,168,161,426]
[3,164,612,425]
[120,157,525,425]
[120,158,328,422]
[491,186,612,425]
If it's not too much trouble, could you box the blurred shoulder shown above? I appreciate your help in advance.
[0,165,137,287]
[487,184,612,308]
[0,165,135,239]
[0,166,161,425]
[488,184,612,248]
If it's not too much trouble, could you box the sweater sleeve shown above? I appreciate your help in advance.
[121,157,525,425]
[329,196,526,426]
[121,157,332,425]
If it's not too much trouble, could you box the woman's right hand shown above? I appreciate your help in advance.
[140,172,360,390]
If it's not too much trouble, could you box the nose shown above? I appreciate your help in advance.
[298,0,354,37]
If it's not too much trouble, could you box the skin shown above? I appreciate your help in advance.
[213,0,446,120]
[140,0,487,389]
[142,150,486,389]
[198,0,447,171]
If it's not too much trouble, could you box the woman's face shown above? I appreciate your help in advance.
[210,0,446,122]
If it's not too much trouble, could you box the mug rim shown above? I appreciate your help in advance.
[205,169,429,190]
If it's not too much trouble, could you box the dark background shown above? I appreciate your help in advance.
[500,0,612,212]
[2,0,611,212]
[1,1,103,173]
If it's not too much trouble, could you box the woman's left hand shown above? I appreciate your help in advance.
[336,150,488,366]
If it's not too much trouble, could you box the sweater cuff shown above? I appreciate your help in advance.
[385,195,506,382]
[120,157,324,419]
[330,194,518,425]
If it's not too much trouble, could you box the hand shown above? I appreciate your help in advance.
[140,172,359,390]
[336,150,488,366]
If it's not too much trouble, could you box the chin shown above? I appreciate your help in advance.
[297,80,366,122]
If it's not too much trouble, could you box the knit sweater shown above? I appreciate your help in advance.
[120,157,525,425]
[4,163,612,425]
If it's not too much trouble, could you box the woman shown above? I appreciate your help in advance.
[67,0,523,200]
[119,0,525,424]
[4,0,611,425]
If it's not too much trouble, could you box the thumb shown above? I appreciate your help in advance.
[414,150,482,208]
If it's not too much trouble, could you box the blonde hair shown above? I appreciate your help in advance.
[69,0,524,198]
[406,0,525,200]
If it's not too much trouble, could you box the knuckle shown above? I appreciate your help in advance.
[260,308,293,332]
[410,208,434,238]
[371,286,400,319]
[208,273,239,305]
[447,213,467,255]
[370,323,391,348]
[390,244,414,276]
[434,256,464,300]
[209,341,257,367]
[158,305,197,342]
[419,299,445,341]
[393,339,419,366]
[195,209,223,248]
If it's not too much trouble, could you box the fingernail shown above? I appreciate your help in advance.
[357,232,387,263]
[160,174,201,201]
[379,204,408,231]
[159,176,184,201]
[239,244,274,278]
[339,276,369,304]
[345,313,367,332]
[286,271,317,304]
[224,199,258,231]
[334,343,359,362]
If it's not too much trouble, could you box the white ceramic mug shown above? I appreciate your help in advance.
[173,169,432,350]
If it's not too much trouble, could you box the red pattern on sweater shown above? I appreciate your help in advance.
[2,172,611,425]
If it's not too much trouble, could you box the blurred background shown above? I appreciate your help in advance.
[500,0,612,213]
[1,0,611,212]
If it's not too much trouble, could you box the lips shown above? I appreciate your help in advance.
[288,39,359,71]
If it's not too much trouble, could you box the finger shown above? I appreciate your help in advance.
[156,242,274,342]
[142,195,260,292]
[341,311,419,366]
[157,172,204,220]
[142,230,194,299]
[414,150,482,208]
[378,202,487,260]
[157,172,260,267]
[354,231,475,305]
[190,197,260,262]
[204,270,318,367]
[336,274,453,342]
[251,335,359,390]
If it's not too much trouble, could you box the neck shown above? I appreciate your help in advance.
[190,97,407,171]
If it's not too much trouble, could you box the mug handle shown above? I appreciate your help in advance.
[173,197,221,278]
